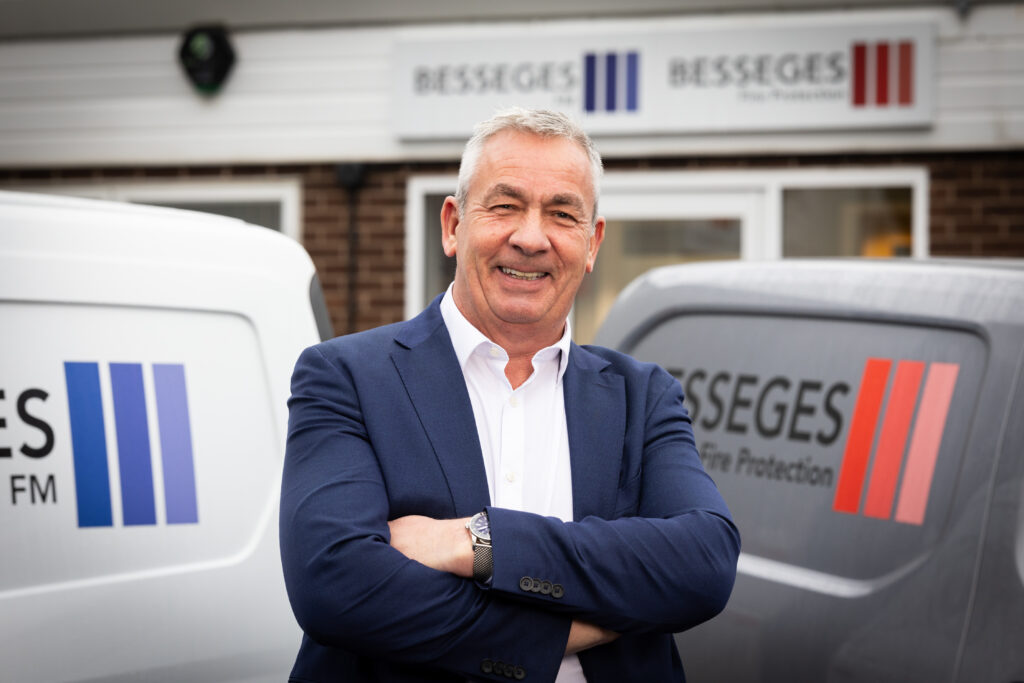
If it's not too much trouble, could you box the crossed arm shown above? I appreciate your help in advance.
[386,514,620,655]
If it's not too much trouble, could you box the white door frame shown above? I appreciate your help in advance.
[405,167,929,319]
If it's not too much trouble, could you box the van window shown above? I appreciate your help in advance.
[1,301,280,592]
[628,312,985,580]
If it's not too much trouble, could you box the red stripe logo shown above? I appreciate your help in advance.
[851,40,915,108]
[832,359,959,525]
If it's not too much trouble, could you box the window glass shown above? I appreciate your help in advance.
[0,302,279,590]
[12,181,301,240]
[423,193,455,303]
[783,187,912,258]
[574,219,740,344]
[143,201,282,231]
[628,312,985,579]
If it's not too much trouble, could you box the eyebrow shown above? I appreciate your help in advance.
[481,183,527,205]
[481,184,587,215]
[549,193,586,214]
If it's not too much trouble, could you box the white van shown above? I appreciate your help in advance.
[0,191,328,682]
[595,259,1024,683]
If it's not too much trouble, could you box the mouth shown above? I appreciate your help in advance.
[500,266,547,281]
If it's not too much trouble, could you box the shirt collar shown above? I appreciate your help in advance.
[439,283,572,381]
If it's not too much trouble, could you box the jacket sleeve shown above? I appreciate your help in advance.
[279,343,571,681]
[486,366,741,635]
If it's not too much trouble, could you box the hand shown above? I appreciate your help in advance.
[388,515,474,578]
[565,620,620,654]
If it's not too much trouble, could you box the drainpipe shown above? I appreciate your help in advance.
[336,163,366,335]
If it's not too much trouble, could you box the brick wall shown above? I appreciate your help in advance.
[925,153,1024,256]
[303,162,453,334]
[2,150,1021,335]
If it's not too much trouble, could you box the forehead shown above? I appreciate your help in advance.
[471,130,594,202]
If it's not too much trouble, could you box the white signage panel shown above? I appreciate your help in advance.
[394,21,934,139]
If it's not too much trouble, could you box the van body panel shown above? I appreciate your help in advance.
[956,340,1024,683]
[594,260,1024,683]
[1,191,318,682]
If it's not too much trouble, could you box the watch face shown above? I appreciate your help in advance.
[469,513,490,541]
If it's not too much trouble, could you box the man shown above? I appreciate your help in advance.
[280,108,739,683]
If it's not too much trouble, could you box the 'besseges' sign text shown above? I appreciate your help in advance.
[394,19,933,138]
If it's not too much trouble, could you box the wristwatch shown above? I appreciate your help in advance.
[466,510,493,582]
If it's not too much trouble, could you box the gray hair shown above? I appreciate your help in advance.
[454,107,603,229]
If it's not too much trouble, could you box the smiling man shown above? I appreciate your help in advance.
[440,124,604,388]
[280,108,740,683]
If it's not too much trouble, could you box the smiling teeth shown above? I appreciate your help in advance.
[501,267,544,280]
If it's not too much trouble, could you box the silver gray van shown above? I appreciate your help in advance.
[595,260,1024,683]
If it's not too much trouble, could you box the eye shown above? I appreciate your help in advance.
[553,211,579,223]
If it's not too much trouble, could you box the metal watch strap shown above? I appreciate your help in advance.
[473,544,493,582]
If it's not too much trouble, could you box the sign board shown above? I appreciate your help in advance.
[394,21,934,139]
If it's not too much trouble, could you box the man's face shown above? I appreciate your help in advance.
[441,130,605,345]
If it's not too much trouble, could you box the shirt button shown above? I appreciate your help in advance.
[509,395,519,407]
[504,471,517,483]
[489,346,502,357]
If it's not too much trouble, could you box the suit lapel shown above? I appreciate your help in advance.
[390,299,490,517]
[564,344,625,522]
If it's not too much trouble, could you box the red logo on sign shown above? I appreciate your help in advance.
[851,41,915,108]
[832,359,959,525]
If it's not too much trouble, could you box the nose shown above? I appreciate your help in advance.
[507,209,551,255]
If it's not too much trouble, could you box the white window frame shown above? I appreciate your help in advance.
[406,175,460,320]
[405,167,929,320]
[764,167,929,260]
[12,178,304,243]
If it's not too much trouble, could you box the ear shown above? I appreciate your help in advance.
[441,196,460,258]
[585,216,606,273]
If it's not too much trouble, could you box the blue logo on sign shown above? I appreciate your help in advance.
[583,51,640,113]
[64,362,198,528]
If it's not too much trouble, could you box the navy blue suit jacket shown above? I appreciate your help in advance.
[280,297,739,682]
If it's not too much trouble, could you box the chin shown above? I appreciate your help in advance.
[496,311,545,325]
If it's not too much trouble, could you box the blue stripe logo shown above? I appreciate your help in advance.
[64,362,198,528]
[584,51,640,113]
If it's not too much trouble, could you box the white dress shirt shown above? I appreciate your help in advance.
[440,285,586,683]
